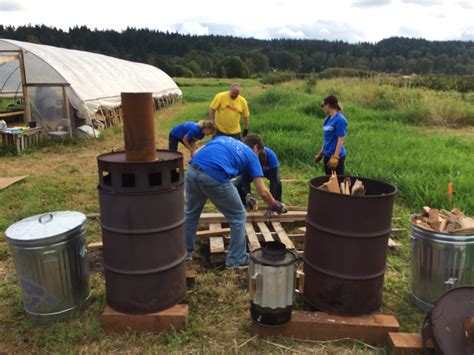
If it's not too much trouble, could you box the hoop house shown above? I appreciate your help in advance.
[0,39,181,135]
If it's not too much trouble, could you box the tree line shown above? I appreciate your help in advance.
[1,25,473,77]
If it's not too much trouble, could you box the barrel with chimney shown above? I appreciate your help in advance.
[97,93,186,314]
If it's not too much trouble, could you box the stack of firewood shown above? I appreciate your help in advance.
[319,172,366,196]
[413,207,474,234]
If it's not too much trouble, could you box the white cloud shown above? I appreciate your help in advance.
[0,1,22,11]
[352,0,391,8]
[178,22,209,36]
[277,27,305,38]
[2,0,474,42]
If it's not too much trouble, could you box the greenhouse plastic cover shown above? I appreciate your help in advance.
[0,39,182,120]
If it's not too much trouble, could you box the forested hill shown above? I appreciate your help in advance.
[1,25,473,77]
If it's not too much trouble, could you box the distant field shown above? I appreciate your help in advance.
[0,76,473,353]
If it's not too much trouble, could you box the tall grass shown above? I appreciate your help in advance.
[248,86,474,213]
[316,78,474,126]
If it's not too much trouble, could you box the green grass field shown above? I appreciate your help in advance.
[0,77,473,353]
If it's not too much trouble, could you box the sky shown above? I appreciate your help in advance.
[1,0,473,42]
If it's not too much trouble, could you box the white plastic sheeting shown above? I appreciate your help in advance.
[0,39,182,124]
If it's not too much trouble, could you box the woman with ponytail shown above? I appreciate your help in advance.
[169,120,216,156]
[314,95,348,175]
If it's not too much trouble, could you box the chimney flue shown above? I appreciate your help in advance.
[121,92,156,162]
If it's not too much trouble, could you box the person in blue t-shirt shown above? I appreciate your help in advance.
[169,120,215,156]
[314,95,348,175]
[185,134,286,268]
[235,146,282,207]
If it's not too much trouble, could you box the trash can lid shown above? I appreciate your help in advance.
[5,211,86,245]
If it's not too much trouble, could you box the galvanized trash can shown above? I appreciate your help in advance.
[5,211,90,324]
[411,216,474,312]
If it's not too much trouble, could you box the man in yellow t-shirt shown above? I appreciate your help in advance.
[208,83,249,140]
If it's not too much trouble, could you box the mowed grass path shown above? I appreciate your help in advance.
[0,77,473,353]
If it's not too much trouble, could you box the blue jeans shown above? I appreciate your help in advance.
[185,166,248,266]
[169,134,181,151]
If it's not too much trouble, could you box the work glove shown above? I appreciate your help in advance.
[270,200,287,214]
[326,155,339,170]
[314,151,324,164]
[242,129,249,138]
[245,193,257,210]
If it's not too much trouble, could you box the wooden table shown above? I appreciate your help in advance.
[0,127,43,153]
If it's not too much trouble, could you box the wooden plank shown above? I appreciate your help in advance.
[257,222,274,242]
[0,110,24,118]
[388,238,401,250]
[209,223,226,264]
[101,304,188,334]
[245,223,261,252]
[18,50,31,124]
[200,211,307,224]
[196,228,231,237]
[252,311,399,345]
[388,332,434,355]
[272,222,295,249]
[210,237,225,254]
[0,175,27,190]
[87,241,103,251]
[0,55,19,64]
[62,86,73,139]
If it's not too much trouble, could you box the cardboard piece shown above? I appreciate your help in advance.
[0,176,28,190]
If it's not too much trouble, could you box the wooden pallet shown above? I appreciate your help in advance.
[204,220,299,265]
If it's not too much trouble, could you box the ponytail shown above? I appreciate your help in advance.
[198,120,216,133]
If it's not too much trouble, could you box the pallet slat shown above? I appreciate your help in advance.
[272,222,295,249]
[210,237,225,254]
[256,222,274,242]
[245,223,261,252]
[200,211,307,224]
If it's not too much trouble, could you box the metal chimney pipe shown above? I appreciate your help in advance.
[121,92,156,162]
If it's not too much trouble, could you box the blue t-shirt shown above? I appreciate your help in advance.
[262,147,279,170]
[322,112,347,157]
[190,136,264,182]
[170,122,204,141]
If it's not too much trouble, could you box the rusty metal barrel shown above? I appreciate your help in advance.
[97,92,185,314]
[303,175,397,316]
[97,150,186,314]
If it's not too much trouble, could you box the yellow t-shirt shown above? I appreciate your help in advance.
[209,91,249,135]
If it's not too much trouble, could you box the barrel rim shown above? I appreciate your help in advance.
[410,213,474,239]
[308,175,397,199]
[97,149,183,164]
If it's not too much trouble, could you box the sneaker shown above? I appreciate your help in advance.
[225,263,249,270]
[185,254,193,262]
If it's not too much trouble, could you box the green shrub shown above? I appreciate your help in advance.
[260,71,296,85]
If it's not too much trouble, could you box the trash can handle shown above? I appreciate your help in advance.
[39,213,53,224]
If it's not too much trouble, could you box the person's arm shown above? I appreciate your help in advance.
[253,177,275,207]
[208,108,216,122]
[333,136,344,158]
[242,99,250,136]
[182,135,197,155]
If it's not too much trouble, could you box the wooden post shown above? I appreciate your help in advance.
[62,86,73,138]
[18,51,32,125]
